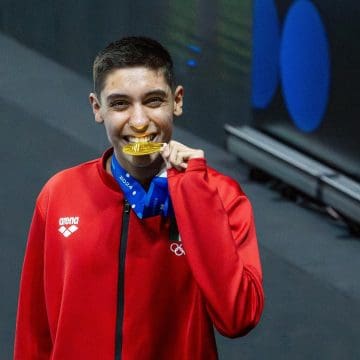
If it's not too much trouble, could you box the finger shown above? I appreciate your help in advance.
[160,143,169,155]
[170,150,193,171]
[165,145,183,171]
[159,143,172,169]
[165,141,204,171]
[175,150,197,164]
[160,143,170,159]
[169,144,179,165]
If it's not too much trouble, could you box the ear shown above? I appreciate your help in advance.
[173,86,184,116]
[89,92,104,124]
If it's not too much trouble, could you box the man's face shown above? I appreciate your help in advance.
[90,67,183,174]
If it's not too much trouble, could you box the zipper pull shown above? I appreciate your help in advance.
[124,200,131,214]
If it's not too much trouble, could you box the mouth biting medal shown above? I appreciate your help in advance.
[122,142,165,156]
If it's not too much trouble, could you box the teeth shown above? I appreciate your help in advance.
[128,135,154,143]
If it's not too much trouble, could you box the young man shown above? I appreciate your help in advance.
[14,37,264,359]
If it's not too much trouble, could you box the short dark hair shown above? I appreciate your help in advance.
[92,36,174,97]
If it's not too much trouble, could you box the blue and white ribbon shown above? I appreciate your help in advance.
[111,154,172,219]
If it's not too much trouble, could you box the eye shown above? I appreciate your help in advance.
[110,100,129,110]
[145,97,164,107]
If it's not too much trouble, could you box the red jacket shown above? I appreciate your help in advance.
[14,149,264,359]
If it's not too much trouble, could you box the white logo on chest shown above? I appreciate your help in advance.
[58,217,80,238]
[170,236,185,256]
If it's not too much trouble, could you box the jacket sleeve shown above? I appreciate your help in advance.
[14,198,53,359]
[168,158,264,337]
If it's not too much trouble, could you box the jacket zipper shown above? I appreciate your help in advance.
[115,200,130,360]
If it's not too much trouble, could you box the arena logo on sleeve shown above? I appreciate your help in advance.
[58,216,80,238]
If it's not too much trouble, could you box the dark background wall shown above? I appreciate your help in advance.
[0,0,253,148]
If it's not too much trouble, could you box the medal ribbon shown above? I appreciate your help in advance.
[111,154,172,219]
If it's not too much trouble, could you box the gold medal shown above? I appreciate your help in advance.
[122,142,165,156]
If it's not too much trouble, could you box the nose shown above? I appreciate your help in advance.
[129,105,150,133]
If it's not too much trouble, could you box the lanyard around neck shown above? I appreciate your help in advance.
[111,154,172,219]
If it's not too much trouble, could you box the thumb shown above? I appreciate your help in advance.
[160,143,170,158]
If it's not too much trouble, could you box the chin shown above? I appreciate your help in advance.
[127,153,162,168]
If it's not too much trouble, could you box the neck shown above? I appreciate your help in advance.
[106,154,165,189]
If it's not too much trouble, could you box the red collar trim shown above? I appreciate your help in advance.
[96,148,122,193]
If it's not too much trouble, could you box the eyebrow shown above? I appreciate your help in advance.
[144,90,168,98]
[105,89,168,104]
